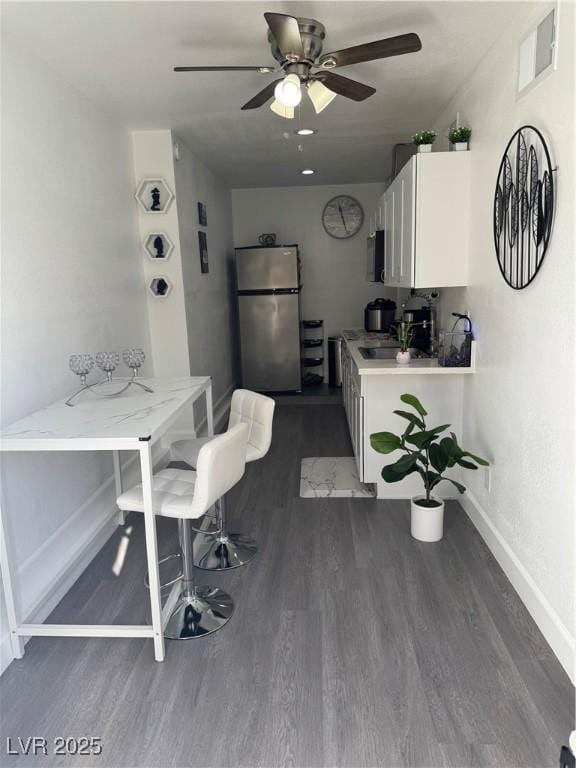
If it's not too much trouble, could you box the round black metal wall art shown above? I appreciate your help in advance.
[493,125,555,290]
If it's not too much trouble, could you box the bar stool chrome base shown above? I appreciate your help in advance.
[164,585,234,640]
[144,553,182,591]
[193,532,258,571]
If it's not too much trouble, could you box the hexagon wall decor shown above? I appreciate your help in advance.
[135,177,174,214]
[144,233,174,261]
[148,276,172,299]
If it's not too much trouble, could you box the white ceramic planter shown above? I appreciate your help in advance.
[417,144,432,153]
[410,496,445,542]
[453,142,468,151]
[396,350,411,365]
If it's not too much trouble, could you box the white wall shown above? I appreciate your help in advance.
[432,2,574,679]
[0,45,151,672]
[232,183,393,352]
[173,135,236,412]
[132,130,190,378]
[131,130,236,429]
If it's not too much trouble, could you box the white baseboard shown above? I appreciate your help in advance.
[461,489,575,683]
[0,444,170,676]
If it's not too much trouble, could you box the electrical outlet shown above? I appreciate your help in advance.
[484,467,492,493]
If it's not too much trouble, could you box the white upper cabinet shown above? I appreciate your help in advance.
[383,185,394,283]
[414,152,471,288]
[399,160,415,287]
[373,152,471,289]
[376,193,385,232]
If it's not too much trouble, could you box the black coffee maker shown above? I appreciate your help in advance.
[403,307,432,351]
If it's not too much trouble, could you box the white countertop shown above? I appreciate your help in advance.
[0,376,211,449]
[341,330,475,376]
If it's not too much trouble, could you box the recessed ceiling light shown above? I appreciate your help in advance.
[301,169,315,175]
[295,128,317,136]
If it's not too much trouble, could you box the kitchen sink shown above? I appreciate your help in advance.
[359,346,429,360]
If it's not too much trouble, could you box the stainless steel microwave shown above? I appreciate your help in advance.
[366,230,385,283]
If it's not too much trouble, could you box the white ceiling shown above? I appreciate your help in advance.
[2,1,528,188]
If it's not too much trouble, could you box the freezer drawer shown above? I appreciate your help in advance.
[236,247,299,291]
[238,293,301,392]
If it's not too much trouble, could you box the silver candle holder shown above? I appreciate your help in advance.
[66,348,153,406]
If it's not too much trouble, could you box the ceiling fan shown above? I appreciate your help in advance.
[174,13,422,118]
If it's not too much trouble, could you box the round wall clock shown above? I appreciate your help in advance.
[322,195,364,239]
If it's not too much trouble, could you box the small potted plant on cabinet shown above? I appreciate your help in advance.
[370,393,489,542]
[448,126,472,151]
[412,130,437,153]
[391,319,414,365]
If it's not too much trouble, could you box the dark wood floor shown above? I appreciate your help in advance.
[0,405,572,767]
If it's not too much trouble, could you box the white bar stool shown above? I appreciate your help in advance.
[116,422,248,639]
[171,389,275,571]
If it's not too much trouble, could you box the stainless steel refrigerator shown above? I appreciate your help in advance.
[235,245,301,392]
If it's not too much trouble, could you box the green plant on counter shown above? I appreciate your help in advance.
[448,126,472,144]
[390,320,414,353]
[370,393,489,506]
[412,130,437,146]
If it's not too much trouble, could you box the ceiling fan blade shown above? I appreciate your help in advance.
[319,33,422,68]
[174,66,276,72]
[241,79,284,110]
[264,12,304,60]
[315,72,376,102]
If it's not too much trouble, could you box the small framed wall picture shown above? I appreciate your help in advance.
[198,230,209,274]
[197,202,207,227]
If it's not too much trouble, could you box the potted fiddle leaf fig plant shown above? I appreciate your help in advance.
[370,393,489,542]
[412,130,437,153]
[448,126,472,151]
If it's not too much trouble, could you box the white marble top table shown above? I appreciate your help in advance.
[0,376,211,450]
[0,375,213,664]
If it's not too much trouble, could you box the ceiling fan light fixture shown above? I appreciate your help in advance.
[270,100,295,119]
[307,80,337,114]
[274,74,302,107]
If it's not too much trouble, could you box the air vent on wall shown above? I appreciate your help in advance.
[518,5,557,96]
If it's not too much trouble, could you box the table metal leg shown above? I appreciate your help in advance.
[139,443,165,662]
[0,492,24,659]
[206,380,214,437]
[113,451,125,525]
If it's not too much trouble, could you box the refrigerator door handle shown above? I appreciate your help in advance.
[237,288,299,296]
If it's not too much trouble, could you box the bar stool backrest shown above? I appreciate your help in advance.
[227,389,275,463]
[191,422,248,516]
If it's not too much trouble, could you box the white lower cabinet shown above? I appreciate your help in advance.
[341,344,364,477]
[341,338,471,498]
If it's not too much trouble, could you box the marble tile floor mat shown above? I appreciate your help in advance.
[300,457,376,498]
